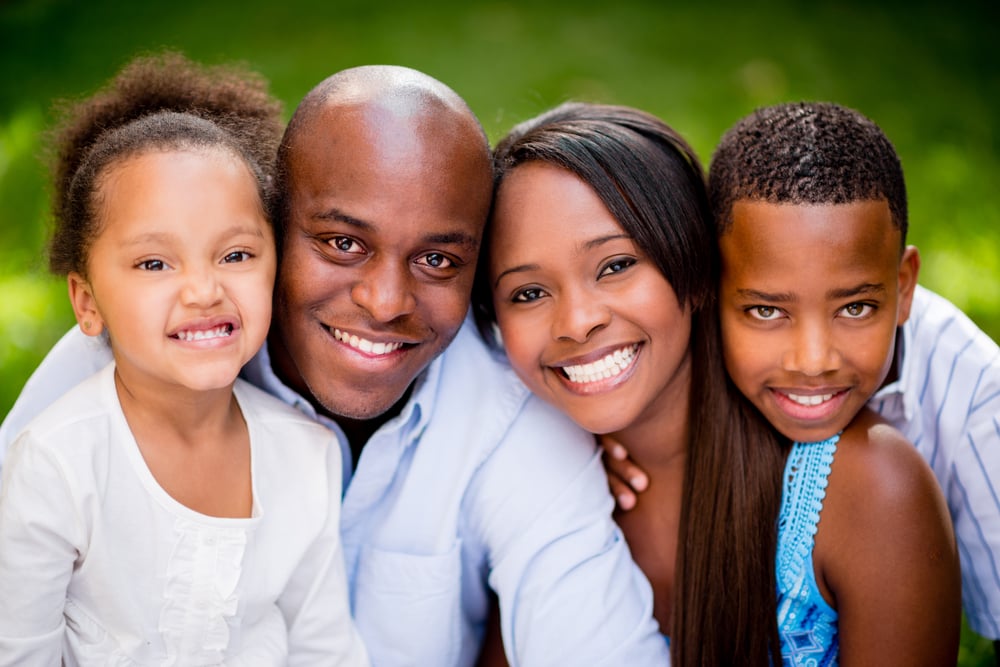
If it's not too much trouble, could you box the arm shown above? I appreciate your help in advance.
[819,412,961,666]
[471,396,668,666]
[0,433,81,664]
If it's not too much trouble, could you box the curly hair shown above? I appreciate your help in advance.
[47,50,283,276]
[708,102,907,241]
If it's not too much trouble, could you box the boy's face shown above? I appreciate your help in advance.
[719,200,919,443]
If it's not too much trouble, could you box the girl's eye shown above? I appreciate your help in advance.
[222,250,252,264]
[841,302,875,318]
[599,257,636,277]
[416,252,455,269]
[512,287,547,303]
[748,305,782,320]
[137,259,166,271]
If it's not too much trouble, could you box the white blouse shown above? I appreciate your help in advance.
[0,363,368,666]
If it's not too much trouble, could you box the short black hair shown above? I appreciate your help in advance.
[708,102,907,241]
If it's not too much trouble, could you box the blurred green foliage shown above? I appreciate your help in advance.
[1,1,997,661]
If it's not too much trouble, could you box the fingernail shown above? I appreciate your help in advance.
[617,494,635,510]
[630,475,648,492]
[611,444,626,460]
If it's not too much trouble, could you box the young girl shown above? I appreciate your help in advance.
[0,53,368,665]
[474,102,959,665]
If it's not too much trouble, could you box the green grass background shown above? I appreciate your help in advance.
[1,0,997,661]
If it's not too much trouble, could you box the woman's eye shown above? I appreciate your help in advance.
[416,252,455,269]
[137,259,166,271]
[841,302,874,318]
[748,306,781,320]
[222,251,252,264]
[599,257,636,277]
[512,287,546,303]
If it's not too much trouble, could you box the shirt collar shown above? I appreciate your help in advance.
[871,323,918,423]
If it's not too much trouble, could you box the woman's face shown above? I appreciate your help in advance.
[489,162,693,436]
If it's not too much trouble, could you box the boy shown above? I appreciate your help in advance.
[611,101,1000,654]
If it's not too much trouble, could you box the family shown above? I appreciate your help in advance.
[0,51,996,666]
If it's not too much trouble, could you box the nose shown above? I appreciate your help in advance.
[782,320,842,376]
[180,264,224,308]
[552,286,610,343]
[350,256,417,323]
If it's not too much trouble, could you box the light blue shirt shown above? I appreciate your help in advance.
[0,319,667,666]
[870,285,1000,638]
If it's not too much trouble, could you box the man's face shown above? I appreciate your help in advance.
[272,101,492,421]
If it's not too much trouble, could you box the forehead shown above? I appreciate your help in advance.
[721,199,900,277]
[285,100,491,234]
[494,163,622,240]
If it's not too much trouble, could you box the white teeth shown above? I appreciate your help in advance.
[334,328,403,356]
[176,325,231,341]
[561,345,638,384]
[786,392,834,406]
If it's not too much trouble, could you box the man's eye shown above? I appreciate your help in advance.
[137,259,166,271]
[417,253,455,269]
[330,236,363,254]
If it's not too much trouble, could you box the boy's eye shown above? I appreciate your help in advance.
[599,257,636,277]
[222,250,252,264]
[841,302,874,318]
[137,259,167,271]
[512,287,547,303]
[748,306,781,320]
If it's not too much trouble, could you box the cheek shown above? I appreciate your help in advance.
[495,310,544,383]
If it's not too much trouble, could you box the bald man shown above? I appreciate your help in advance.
[1,66,667,665]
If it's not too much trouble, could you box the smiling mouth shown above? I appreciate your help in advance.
[171,324,233,341]
[784,391,835,407]
[332,328,406,356]
[559,344,639,384]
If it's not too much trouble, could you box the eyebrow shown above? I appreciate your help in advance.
[315,207,479,251]
[735,282,887,302]
[493,233,631,288]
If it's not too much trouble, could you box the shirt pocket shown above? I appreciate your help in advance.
[352,539,464,666]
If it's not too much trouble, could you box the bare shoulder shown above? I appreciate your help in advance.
[816,411,961,663]
[832,412,937,503]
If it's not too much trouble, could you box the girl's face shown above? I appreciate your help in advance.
[70,148,276,397]
[489,162,692,436]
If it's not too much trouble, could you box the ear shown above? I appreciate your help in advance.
[68,272,106,337]
[895,245,920,326]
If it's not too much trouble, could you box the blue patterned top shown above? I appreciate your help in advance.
[776,434,840,666]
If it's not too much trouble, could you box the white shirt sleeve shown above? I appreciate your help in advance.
[0,327,112,472]
[0,430,83,664]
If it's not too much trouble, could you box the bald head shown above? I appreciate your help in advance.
[274,65,492,240]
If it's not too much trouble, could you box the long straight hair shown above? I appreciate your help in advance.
[475,102,788,665]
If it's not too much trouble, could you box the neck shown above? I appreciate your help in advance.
[328,386,412,466]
